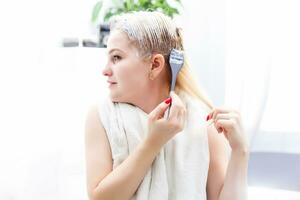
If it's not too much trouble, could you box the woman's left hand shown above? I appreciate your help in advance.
[207,107,249,152]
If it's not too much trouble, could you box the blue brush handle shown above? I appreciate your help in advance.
[170,63,182,91]
[166,63,182,119]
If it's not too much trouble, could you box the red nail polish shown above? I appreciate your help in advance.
[217,127,223,133]
[164,97,172,104]
[206,114,212,121]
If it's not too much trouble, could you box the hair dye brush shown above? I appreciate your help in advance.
[166,49,184,118]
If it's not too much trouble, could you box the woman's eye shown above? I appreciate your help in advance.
[112,55,121,63]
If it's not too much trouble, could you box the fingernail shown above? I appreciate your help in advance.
[164,97,172,104]
[206,114,211,121]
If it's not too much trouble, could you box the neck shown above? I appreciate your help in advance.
[133,83,170,114]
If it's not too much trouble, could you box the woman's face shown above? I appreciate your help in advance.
[102,30,151,103]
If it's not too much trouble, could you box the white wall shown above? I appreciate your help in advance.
[179,0,226,106]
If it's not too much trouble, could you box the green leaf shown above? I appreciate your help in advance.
[103,7,128,22]
[104,11,115,22]
[138,0,151,7]
[91,1,103,23]
[103,8,117,21]
[93,0,182,22]
[124,0,135,11]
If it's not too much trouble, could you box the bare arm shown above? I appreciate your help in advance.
[206,108,249,200]
[206,125,229,200]
[218,148,249,200]
[85,106,162,200]
[85,92,186,200]
[206,125,248,200]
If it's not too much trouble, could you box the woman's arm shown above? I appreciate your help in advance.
[85,106,162,200]
[206,125,229,200]
[206,108,249,200]
[85,92,186,200]
[218,148,249,200]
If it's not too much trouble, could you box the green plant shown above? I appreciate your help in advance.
[91,0,182,23]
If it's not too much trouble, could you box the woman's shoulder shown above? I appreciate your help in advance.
[85,104,106,142]
[86,96,115,130]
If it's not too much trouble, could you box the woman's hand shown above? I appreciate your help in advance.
[146,91,186,147]
[207,107,249,153]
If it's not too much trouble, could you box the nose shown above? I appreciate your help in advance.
[102,63,112,77]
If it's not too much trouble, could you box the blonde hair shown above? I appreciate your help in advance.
[109,11,213,110]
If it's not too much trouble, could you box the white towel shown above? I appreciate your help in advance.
[98,91,210,200]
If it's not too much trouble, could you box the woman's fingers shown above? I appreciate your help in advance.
[147,92,187,146]
[207,107,241,134]
[214,113,240,123]
[149,97,172,121]
[215,119,236,129]
[208,107,240,121]
[206,107,248,151]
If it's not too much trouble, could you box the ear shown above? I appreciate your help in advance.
[149,53,165,79]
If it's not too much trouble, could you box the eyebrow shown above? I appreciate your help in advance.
[108,48,124,54]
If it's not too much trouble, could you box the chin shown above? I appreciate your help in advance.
[109,93,133,105]
[109,92,123,103]
[109,95,119,103]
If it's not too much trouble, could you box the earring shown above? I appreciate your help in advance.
[149,72,154,80]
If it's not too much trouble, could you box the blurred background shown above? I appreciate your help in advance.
[0,0,299,199]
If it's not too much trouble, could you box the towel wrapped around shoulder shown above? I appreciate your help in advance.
[98,91,210,200]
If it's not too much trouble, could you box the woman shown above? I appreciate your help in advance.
[85,11,249,200]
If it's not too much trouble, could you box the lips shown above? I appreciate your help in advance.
[107,80,117,84]
[107,80,117,88]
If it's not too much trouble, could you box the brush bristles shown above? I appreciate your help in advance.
[169,49,184,64]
